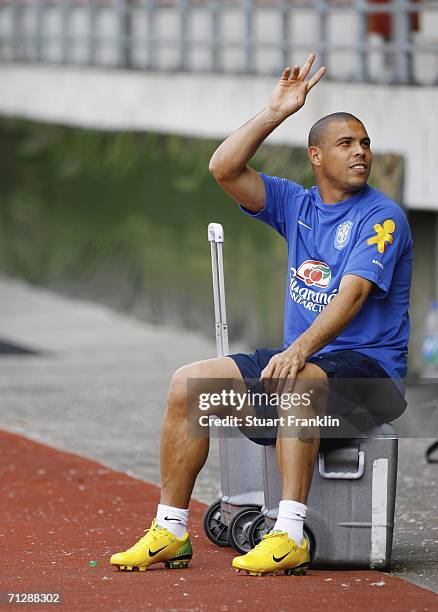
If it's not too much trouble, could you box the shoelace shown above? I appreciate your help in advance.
[129,523,169,552]
[250,531,289,554]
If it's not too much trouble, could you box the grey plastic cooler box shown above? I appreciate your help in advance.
[261,423,398,569]
[218,434,265,525]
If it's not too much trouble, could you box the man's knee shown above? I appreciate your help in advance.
[167,357,243,418]
[298,362,328,381]
[167,363,202,412]
[167,360,224,412]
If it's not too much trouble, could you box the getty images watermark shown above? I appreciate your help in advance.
[187,377,438,439]
[196,389,340,430]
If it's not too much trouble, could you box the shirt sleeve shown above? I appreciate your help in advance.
[239,173,304,239]
[342,206,412,298]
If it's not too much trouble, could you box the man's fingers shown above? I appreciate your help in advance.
[260,364,275,392]
[298,52,316,80]
[269,361,284,393]
[281,67,291,80]
[261,359,282,393]
[283,367,299,395]
[306,66,327,91]
[260,362,274,380]
[288,367,299,390]
[275,364,292,396]
[290,65,300,80]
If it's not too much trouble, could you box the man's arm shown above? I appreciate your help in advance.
[261,274,374,393]
[209,53,326,212]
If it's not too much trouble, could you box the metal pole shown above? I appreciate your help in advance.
[88,0,97,66]
[210,0,220,73]
[60,0,71,64]
[210,241,224,357]
[208,223,228,358]
[145,0,156,70]
[217,242,229,356]
[393,0,412,83]
[315,0,328,70]
[243,0,254,73]
[280,0,291,69]
[178,0,189,71]
[354,0,367,82]
[10,0,21,61]
[116,0,132,69]
[35,0,44,62]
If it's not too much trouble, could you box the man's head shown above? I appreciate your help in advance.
[308,112,372,197]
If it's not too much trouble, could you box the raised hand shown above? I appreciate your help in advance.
[268,53,327,120]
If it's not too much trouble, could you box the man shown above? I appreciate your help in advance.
[110,53,412,576]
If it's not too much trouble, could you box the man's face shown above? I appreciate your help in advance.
[312,119,372,193]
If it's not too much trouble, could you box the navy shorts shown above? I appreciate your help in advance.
[228,348,407,445]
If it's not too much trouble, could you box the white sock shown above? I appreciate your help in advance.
[273,500,306,545]
[156,503,189,539]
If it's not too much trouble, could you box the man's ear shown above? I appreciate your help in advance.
[308,145,322,167]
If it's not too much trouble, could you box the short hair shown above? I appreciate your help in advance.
[308,112,364,148]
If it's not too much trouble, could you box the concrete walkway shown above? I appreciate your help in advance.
[0,277,436,594]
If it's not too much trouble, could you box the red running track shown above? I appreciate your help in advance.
[0,430,436,611]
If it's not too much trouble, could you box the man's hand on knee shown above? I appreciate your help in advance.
[260,344,307,396]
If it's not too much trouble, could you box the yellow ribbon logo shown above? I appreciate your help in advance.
[367,219,396,253]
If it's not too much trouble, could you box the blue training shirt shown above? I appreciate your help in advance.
[241,173,413,384]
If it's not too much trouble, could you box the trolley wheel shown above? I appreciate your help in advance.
[203,500,230,547]
[228,506,262,554]
[303,527,315,562]
[248,513,271,548]
[248,517,316,563]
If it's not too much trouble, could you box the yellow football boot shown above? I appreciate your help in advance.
[232,531,310,576]
[110,520,192,571]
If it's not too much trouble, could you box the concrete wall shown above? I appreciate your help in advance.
[0,63,437,210]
